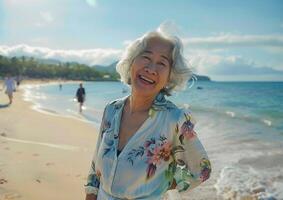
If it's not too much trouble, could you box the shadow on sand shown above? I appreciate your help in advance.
[0,103,10,109]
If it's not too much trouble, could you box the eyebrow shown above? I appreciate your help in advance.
[143,50,171,63]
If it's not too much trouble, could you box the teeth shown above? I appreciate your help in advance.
[140,75,155,84]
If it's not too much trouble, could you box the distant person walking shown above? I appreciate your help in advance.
[76,83,85,113]
[3,74,16,105]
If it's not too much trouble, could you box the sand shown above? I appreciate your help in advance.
[0,81,97,200]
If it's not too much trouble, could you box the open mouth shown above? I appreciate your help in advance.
[138,75,155,84]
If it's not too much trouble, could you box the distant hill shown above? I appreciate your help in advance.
[93,61,118,73]
[193,74,211,81]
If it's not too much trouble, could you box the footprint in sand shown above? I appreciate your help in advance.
[36,179,41,183]
[4,147,10,151]
[32,153,39,157]
[0,178,8,184]
[0,133,7,137]
[76,174,81,177]
[45,162,54,166]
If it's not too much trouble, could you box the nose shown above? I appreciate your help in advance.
[145,63,157,75]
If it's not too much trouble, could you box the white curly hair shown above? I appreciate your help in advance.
[116,30,192,95]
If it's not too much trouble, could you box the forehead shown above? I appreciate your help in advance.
[144,37,173,58]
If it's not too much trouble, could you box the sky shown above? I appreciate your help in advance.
[0,0,283,81]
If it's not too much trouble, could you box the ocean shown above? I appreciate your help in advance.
[22,81,283,199]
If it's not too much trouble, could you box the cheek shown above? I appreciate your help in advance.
[163,68,171,82]
[131,59,143,72]
[158,69,170,88]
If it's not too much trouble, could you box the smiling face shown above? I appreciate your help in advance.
[130,37,173,98]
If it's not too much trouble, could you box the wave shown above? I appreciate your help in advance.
[215,164,283,200]
[190,105,276,129]
[262,119,272,126]
[225,111,235,117]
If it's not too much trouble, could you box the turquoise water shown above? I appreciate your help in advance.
[23,81,283,199]
[171,81,283,134]
[24,81,283,134]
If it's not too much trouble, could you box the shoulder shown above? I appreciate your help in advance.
[104,96,127,114]
[166,102,194,124]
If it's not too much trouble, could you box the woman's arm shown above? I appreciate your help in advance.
[85,105,109,198]
[173,109,211,192]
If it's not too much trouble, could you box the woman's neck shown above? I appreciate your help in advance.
[127,92,156,114]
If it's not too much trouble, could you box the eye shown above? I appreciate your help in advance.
[158,62,167,67]
[142,55,150,61]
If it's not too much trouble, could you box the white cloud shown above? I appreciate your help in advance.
[123,33,283,53]
[0,44,122,66]
[183,34,283,49]
[188,53,283,77]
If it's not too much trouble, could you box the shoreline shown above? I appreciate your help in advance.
[20,80,101,128]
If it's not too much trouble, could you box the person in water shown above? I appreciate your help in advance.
[76,83,85,113]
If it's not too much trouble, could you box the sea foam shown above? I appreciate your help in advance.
[215,165,283,200]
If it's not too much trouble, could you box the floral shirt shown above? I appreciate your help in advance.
[85,93,211,200]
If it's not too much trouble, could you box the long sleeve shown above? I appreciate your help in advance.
[172,109,211,192]
[85,105,109,195]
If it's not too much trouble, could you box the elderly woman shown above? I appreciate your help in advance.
[85,30,211,200]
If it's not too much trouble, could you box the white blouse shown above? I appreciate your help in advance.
[85,93,211,200]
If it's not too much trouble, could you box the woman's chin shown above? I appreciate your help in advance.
[131,79,162,97]
[132,86,159,97]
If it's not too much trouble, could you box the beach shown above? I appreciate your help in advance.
[0,81,98,200]
[1,80,283,200]
[0,81,219,200]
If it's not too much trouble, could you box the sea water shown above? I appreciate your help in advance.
[23,81,283,199]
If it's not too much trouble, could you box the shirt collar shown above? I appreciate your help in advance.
[112,92,176,112]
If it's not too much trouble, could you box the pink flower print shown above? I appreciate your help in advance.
[147,146,162,165]
[159,141,172,162]
[147,141,172,165]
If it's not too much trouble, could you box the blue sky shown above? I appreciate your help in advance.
[0,0,283,81]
